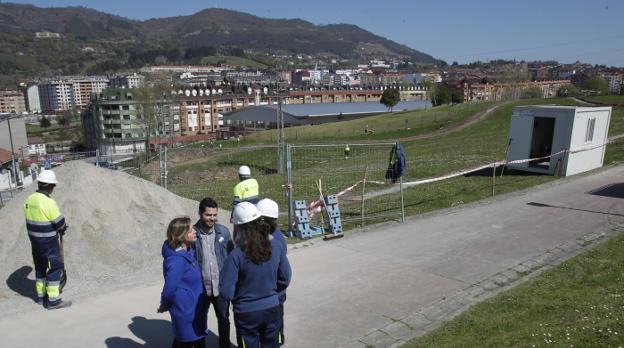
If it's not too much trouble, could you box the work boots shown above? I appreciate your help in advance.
[46,299,72,310]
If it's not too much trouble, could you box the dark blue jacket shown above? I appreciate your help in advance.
[160,241,208,342]
[385,141,408,183]
[219,237,291,314]
[193,222,234,271]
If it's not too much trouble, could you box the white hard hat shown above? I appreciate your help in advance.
[38,169,58,184]
[238,165,251,176]
[256,198,279,219]
[232,202,261,225]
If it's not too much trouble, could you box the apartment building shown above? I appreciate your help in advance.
[600,74,623,94]
[24,85,41,113]
[463,80,570,102]
[0,90,27,113]
[110,74,145,89]
[38,77,109,112]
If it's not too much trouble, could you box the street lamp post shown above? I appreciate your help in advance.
[276,90,286,174]
[5,115,19,188]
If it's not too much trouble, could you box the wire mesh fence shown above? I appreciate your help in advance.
[165,144,288,214]
[287,142,402,231]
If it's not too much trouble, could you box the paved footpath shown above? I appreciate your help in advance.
[1,165,623,348]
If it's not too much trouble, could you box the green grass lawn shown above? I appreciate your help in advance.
[26,123,64,135]
[26,122,82,143]
[245,102,497,143]
[582,95,624,106]
[402,225,624,348]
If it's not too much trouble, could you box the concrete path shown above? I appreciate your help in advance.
[1,165,623,348]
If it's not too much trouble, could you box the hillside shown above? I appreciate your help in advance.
[0,3,439,85]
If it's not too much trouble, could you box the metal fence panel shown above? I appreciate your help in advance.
[287,142,402,231]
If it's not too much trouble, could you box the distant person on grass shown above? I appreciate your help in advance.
[192,197,234,348]
[220,202,292,348]
[256,198,288,346]
[158,216,208,348]
[23,169,71,310]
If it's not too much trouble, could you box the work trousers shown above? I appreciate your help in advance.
[207,295,231,348]
[277,303,285,346]
[29,235,63,303]
[234,306,280,348]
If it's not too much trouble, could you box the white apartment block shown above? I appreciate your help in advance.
[38,77,109,112]
[600,74,623,94]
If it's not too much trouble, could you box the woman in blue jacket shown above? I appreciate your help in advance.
[158,216,209,348]
[220,202,292,348]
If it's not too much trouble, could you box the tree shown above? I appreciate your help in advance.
[520,86,543,99]
[428,83,463,106]
[421,78,437,106]
[135,72,173,152]
[584,76,609,95]
[380,88,400,111]
[39,115,51,128]
[56,113,71,127]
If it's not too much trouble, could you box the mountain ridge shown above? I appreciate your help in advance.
[0,3,440,85]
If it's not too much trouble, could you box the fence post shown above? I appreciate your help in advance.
[360,165,369,228]
[492,163,496,197]
[286,144,293,237]
[400,176,405,223]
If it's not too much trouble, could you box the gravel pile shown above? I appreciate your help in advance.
[0,161,232,314]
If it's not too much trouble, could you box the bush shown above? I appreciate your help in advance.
[39,116,51,128]
[584,76,609,95]
[557,84,580,97]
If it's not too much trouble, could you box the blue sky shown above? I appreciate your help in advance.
[8,0,624,66]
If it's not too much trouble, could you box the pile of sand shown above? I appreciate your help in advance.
[0,161,232,310]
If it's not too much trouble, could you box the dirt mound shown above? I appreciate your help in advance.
[0,161,232,311]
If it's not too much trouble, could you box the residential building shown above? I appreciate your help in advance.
[110,74,145,89]
[600,74,623,94]
[0,90,27,113]
[35,31,61,39]
[38,77,110,112]
[38,80,74,112]
[27,137,47,156]
[84,88,173,153]
[463,80,570,102]
[24,85,41,113]
[72,77,110,108]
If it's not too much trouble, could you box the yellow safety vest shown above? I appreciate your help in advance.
[233,178,259,203]
[24,192,66,238]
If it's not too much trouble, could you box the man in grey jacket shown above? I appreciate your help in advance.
[193,197,234,348]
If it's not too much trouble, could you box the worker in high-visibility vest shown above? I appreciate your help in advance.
[233,165,259,206]
[23,169,71,310]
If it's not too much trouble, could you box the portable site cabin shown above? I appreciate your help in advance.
[506,105,612,176]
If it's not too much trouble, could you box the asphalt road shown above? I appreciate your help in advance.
[1,164,623,348]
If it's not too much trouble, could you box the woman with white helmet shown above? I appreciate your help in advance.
[256,198,288,346]
[219,202,291,348]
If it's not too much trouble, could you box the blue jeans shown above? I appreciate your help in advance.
[208,295,231,348]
